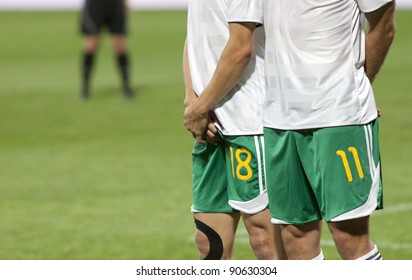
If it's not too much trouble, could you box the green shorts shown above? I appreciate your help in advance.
[264,119,383,224]
[191,141,233,213]
[191,134,268,214]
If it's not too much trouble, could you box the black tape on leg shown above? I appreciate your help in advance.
[194,218,224,260]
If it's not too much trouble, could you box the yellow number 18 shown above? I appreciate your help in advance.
[229,146,253,181]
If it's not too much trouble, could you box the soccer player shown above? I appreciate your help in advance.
[258,0,396,259]
[183,0,286,259]
[80,0,133,100]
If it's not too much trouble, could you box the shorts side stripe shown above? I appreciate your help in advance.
[364,123,377,178]
[254,135,264,193]
[260,135,267,192]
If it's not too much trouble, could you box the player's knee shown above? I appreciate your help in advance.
[281,225,303,244]
[194,218,224,260]
[194,229,210,259]
[282,221,321,242]
[248,228,274,260]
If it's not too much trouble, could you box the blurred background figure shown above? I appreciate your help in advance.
[80,0,133,100]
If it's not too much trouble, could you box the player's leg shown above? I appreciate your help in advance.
[313,120,383,259]
[327,216,382,259]
[264,128,324,259]
[280,221,324,260]
[81,36,100,99]
[83,35,100,53]
[241,209,286,260]
[110,35,132,98]
[80,0,102,99]
[191,141,239,259]
[108,4,132,98]
[224,134,286,259]
[194,212,240,260]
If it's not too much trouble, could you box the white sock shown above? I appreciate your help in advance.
[311,250,325,260]
[356,245,383,260]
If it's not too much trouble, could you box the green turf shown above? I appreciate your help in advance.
[0,9,411,260]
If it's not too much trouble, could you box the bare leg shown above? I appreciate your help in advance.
[280,220,323,260]
[328,216,376,259]
[242,208,286,259]
[193,212,240,260]
[84,35,100,53]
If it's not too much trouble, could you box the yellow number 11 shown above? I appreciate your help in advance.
[336,147,364,182]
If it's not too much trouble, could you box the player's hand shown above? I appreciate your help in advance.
[205,121,222,145]
[205,111,222,145]
[183,102,209,143]
[377,107,381,118]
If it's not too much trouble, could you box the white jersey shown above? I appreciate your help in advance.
[258,0,392,130]
[186,0,265,135]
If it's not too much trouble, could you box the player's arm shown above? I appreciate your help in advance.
[183,39,197,108]
[364,1,396,83]
[183,39,219,143]
[184,22,257,142]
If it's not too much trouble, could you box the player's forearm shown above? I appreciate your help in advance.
[196,31,253,112]
[198,55,250,112]
[184,23,255,141]
[364,2,396,83]
[184,44,251,141]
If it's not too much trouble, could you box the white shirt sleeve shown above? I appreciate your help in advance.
[356,0,393,13]
[227,0,264,24]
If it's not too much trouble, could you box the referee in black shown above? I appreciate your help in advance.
[80,0,133,100]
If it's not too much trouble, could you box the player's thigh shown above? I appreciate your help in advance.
[83,36,100,52]
[194,212,240,243]
[327,215,370,237]
[241,208,274,235]
[281,221,323,260]
[110,35,127,54]
[194,212,240,259]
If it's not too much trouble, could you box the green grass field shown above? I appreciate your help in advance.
[0,9,411,260]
